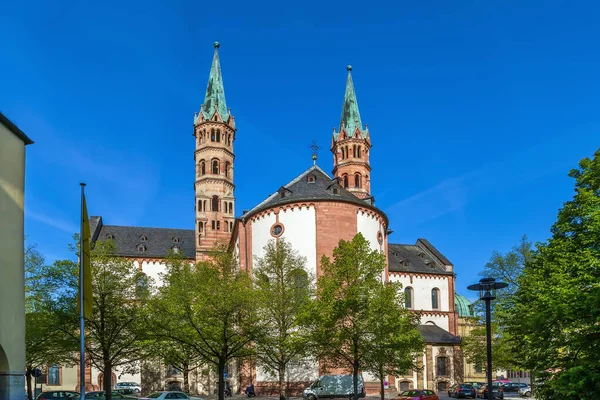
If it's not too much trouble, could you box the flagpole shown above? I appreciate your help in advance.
[79,182,86,398]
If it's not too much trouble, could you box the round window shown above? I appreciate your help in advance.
[271,223,284,237]
[377,231,383,245]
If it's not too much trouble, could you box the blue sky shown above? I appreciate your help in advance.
[2,0,599,299]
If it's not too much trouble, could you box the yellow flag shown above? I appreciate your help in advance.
[78,192,93,319]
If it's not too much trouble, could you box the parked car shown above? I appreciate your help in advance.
[84,391,136,399]
[303,375,366,400]
[139,392,204,400]
[114,388,137,397]
[36,391,80,400]
[395,389,439,400]
[464,382,485,390]
[499,382,528,393]
[518,385,533,397]
[476,384,504,399]
[115,382,142,394]
[447,383,476,398]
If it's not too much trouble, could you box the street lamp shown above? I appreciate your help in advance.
[467,278,508,400]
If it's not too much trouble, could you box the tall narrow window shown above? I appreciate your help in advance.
[212,159,219,174]
[211,129,215,142]
[354,174,361,188]
[229,202,233,214]
[432,288,440,309]
[217,221,220,230]
[345,145,349,159]
[343,175,349,189]
[216,129,221,142]
[357,146,362,157]
[340,148,345,160]
[230,221,233,231]
[353,145,356,157]
[404,287,413,308]
[200,160,206,175]
[212,196,219,211]
[224,222,229,232]
[437,357,448,376]
[198,200,203,212]
[225,161,231,178]
[212,220,216,230]
[47,365,60,385]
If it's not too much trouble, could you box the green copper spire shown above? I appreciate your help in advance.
[201,42,228,120]
[339,65,363,138]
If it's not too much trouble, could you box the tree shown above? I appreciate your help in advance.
[302,233,421,400]
[24,245,77,400]
[462,236,535,376]
[149,242,258,400]
[504,149,600,400]
[144,338,204,393]
[253,239,312,400]
[362,282,424,400]
[53,239,149,400]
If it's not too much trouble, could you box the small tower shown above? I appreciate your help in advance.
[331,65,372,199]
[193,42,236,261]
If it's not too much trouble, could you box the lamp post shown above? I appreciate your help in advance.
[467,278,508,400]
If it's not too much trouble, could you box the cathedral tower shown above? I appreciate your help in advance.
[193,42,236,261]
[331,65,372,199]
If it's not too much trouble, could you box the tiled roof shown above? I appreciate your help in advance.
[244,165,385,222]
[0,111,34,145]
[418,324,461,344]
[92,220,195,259]
[388,243,453,275]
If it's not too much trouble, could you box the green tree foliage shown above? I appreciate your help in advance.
[24,245,77,400]
[53,239,149,400]
[362,282,424,400]
[302,233,422,400]
[149,242,258,400]
[253,239,312,400]
[504,149,600,400]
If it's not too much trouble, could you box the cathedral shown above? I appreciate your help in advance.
[55,43,464,396]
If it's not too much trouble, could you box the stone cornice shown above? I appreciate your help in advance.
[195,177,235,188]
[195,146,235,158]
[357,207,387,227]
[389,271,452,279]
[249,203,317,222]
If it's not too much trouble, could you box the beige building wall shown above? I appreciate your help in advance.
[0,115,33,400]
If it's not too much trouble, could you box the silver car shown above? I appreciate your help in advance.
[518,385,532,397]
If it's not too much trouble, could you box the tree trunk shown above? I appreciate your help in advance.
[183,362,190,394]
[103,359,113,400]
[353,338,359,400]
[26,368,33,400]
[278,360,286,400]
[379,371,385,400]
[218,359,226,400]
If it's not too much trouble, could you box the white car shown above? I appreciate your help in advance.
[115,381,142,394]
[518,385,532,397]
[140,391,204,400]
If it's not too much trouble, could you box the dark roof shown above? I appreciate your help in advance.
[418,324,461,344]
[388,243,453,275]
[245,165,386,222]
[0,111,34,145]
[95,223,195,259]
[417,238,453,266]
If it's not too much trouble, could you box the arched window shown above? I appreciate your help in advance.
[353,145,356,158]
[212,159,219,175]
[399,382,411,391]
[217,221,220,230]
[343,175,349,189]
[432,288,440,309]
[229,202,233,214]
[345,145,349,159]
[224,201,228,214]
[225,161,231,178]
[354,173,361,188]
[230,221,233,231]
[200,160,206,175]
[212,196,219,211]
[216,129,221,142]
[211,129,216,142]
[198,221,204,234]
[404,287,413,309]
[340,147,345,160]
[357,146,362,158]
[203,200,207,212]
[211,220,216,230]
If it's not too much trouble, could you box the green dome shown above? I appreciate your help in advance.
[455,294,476,317]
